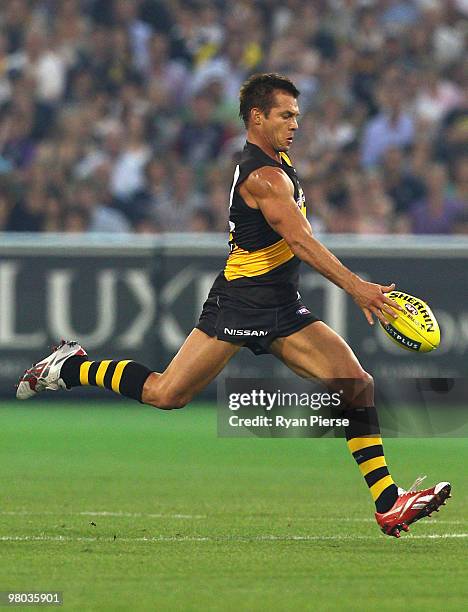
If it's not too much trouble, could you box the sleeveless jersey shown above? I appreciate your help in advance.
[223,142,306,299]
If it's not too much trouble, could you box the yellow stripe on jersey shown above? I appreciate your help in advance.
[224,238,294,280]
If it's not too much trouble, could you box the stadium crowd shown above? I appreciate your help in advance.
[0,0,466,235]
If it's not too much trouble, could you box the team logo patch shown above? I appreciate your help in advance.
[296,307,310,316]
[405,303,418,316]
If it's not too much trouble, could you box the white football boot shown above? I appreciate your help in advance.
[16,340,87,400]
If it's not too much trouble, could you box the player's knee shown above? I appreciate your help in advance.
[337,368,373,407]
[142,375,190,410]
[352,369,374,395]
[356,369,373,388]
[149,389,188,410]
[339,366,373,385]
[352,369,374,406]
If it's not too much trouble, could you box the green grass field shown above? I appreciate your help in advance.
[1,401,467,611]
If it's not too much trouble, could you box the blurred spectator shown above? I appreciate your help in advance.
[7,186,46,232]
[109,113,151,202]
[145,32,189,108]
[410,164,463,234]
[189,207,216,232]
[63,205,89,233]
[113,0,153,73]
[0,109,36,170]
[42,191,63,232]
[434,88,468,165]
[310,98,356,156]
[132,155,171,219]
[413,68,462,127]
[73,180,131,233]
[381,147,426,215]
[2,0,30,53]
[426,1,465,66]
[361,171,396,234]
[355,7,384,53]
[156,165,203,231]
[191,38,254,104]
[343,172,396,234]
[361,83,415,168]
[177,93,226,168]
[9,27,66,103]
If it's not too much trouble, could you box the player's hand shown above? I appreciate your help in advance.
[351,281,403,326]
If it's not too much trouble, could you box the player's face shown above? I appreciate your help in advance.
[261,91,300,152]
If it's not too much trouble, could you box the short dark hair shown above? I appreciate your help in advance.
[239,73,300,127]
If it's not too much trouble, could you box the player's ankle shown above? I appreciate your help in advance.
[60,355,88,388]
[375,484,398,513]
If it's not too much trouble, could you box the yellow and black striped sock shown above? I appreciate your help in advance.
[347,435,398,513]
[61,356,152,402]
[343,405,398,513]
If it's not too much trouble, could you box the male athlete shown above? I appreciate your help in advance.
[17,74,451,537]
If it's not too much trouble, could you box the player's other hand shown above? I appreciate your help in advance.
[351,280,403,326]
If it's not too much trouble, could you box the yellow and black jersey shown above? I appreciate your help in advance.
[196,143,314,348]
[225,142,306,282]
[222,142,306,305]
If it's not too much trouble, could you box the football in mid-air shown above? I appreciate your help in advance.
[379,291,440,353]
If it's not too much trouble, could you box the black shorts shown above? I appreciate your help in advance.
[196,272,320,355]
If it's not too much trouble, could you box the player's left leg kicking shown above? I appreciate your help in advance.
[16,330,241,409]
[269,321,451,538]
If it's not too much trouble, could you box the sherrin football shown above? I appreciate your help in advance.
[380,291,440,353]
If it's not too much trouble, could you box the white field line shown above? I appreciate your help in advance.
[0,534,467,543]
[0,511,464,526]
[79,511,207,519]
[0,511,206,519]
[304,517,466,525]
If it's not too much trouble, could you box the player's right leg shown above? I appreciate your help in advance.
[16,330,241,409]
[269,321,452,537]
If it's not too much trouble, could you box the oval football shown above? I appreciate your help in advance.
[379,291,440,353]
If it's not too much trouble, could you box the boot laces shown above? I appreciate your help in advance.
[407,474,427,493]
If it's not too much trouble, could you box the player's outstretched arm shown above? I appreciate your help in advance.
[243,166,402,325]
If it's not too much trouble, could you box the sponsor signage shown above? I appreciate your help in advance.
[383,323,422,351]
